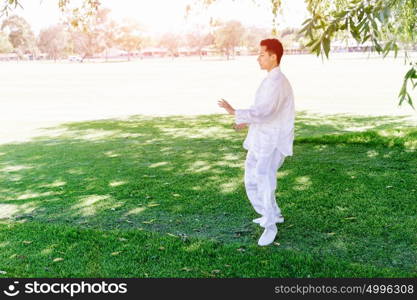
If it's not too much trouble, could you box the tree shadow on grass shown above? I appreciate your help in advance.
[295,110,417,138]
[0,112,416,273]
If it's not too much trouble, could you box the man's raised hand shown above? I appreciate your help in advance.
[217,98,235,115]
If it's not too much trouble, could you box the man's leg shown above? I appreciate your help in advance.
[256,148,285,229]
[254,148,287,246]
[269,149,286,221]
[253,149,286,224]
[244,150,264,215]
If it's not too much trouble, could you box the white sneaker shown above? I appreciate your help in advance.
[257,224,277,246]
[252,215,284,224]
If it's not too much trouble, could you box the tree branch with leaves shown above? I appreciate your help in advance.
[300,0,416,108]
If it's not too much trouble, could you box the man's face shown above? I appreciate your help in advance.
[257,45,276,70]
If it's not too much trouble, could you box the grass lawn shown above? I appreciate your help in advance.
[0,112,416,277]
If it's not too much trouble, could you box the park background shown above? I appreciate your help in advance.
[0,0,416,277]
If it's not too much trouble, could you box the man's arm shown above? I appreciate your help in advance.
[217,99,248,131]
[217,98,235,115]
[235,79,280,125]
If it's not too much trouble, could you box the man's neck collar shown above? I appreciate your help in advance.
[267,65,280,74]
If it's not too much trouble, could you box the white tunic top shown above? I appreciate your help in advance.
[235,66,295,157]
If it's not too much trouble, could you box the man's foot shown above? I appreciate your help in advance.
[257,224,277,246]
[253,215,284,224]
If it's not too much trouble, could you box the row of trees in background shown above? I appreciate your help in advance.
[0,7,305,61]
[1,8,147,61]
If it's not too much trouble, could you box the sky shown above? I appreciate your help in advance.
[2,0,309,35]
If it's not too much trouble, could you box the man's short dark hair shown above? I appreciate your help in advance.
[260,38,284,65]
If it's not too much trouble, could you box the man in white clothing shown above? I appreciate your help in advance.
[218,38,295,246]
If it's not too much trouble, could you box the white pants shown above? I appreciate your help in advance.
[244,148,286,228]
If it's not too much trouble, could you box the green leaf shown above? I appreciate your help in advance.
[304,39,317,47]
[362,34,371,43]
[299,22,311,34]
[398,67,416,108]
[370,17,378,33]
[383,41,392,57]
[322,37,331,58]
[357,18,368,33]
[335,10,348,18]
[301,18,312,25]
[362,23,370,35]
[310,39,322,56]
[372,39,382,52]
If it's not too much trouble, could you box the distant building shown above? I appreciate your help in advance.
[331,39,373,52]
[285,42,308,55]
[0,53,18,61]
[234,46,250,55]
[37,53,48,60]
[201,46,219,56]
[140,47,168,57]
[98,47,128,58]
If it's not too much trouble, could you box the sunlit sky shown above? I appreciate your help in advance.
[4,0,309,35]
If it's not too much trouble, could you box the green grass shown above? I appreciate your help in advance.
[0,112,416,277]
